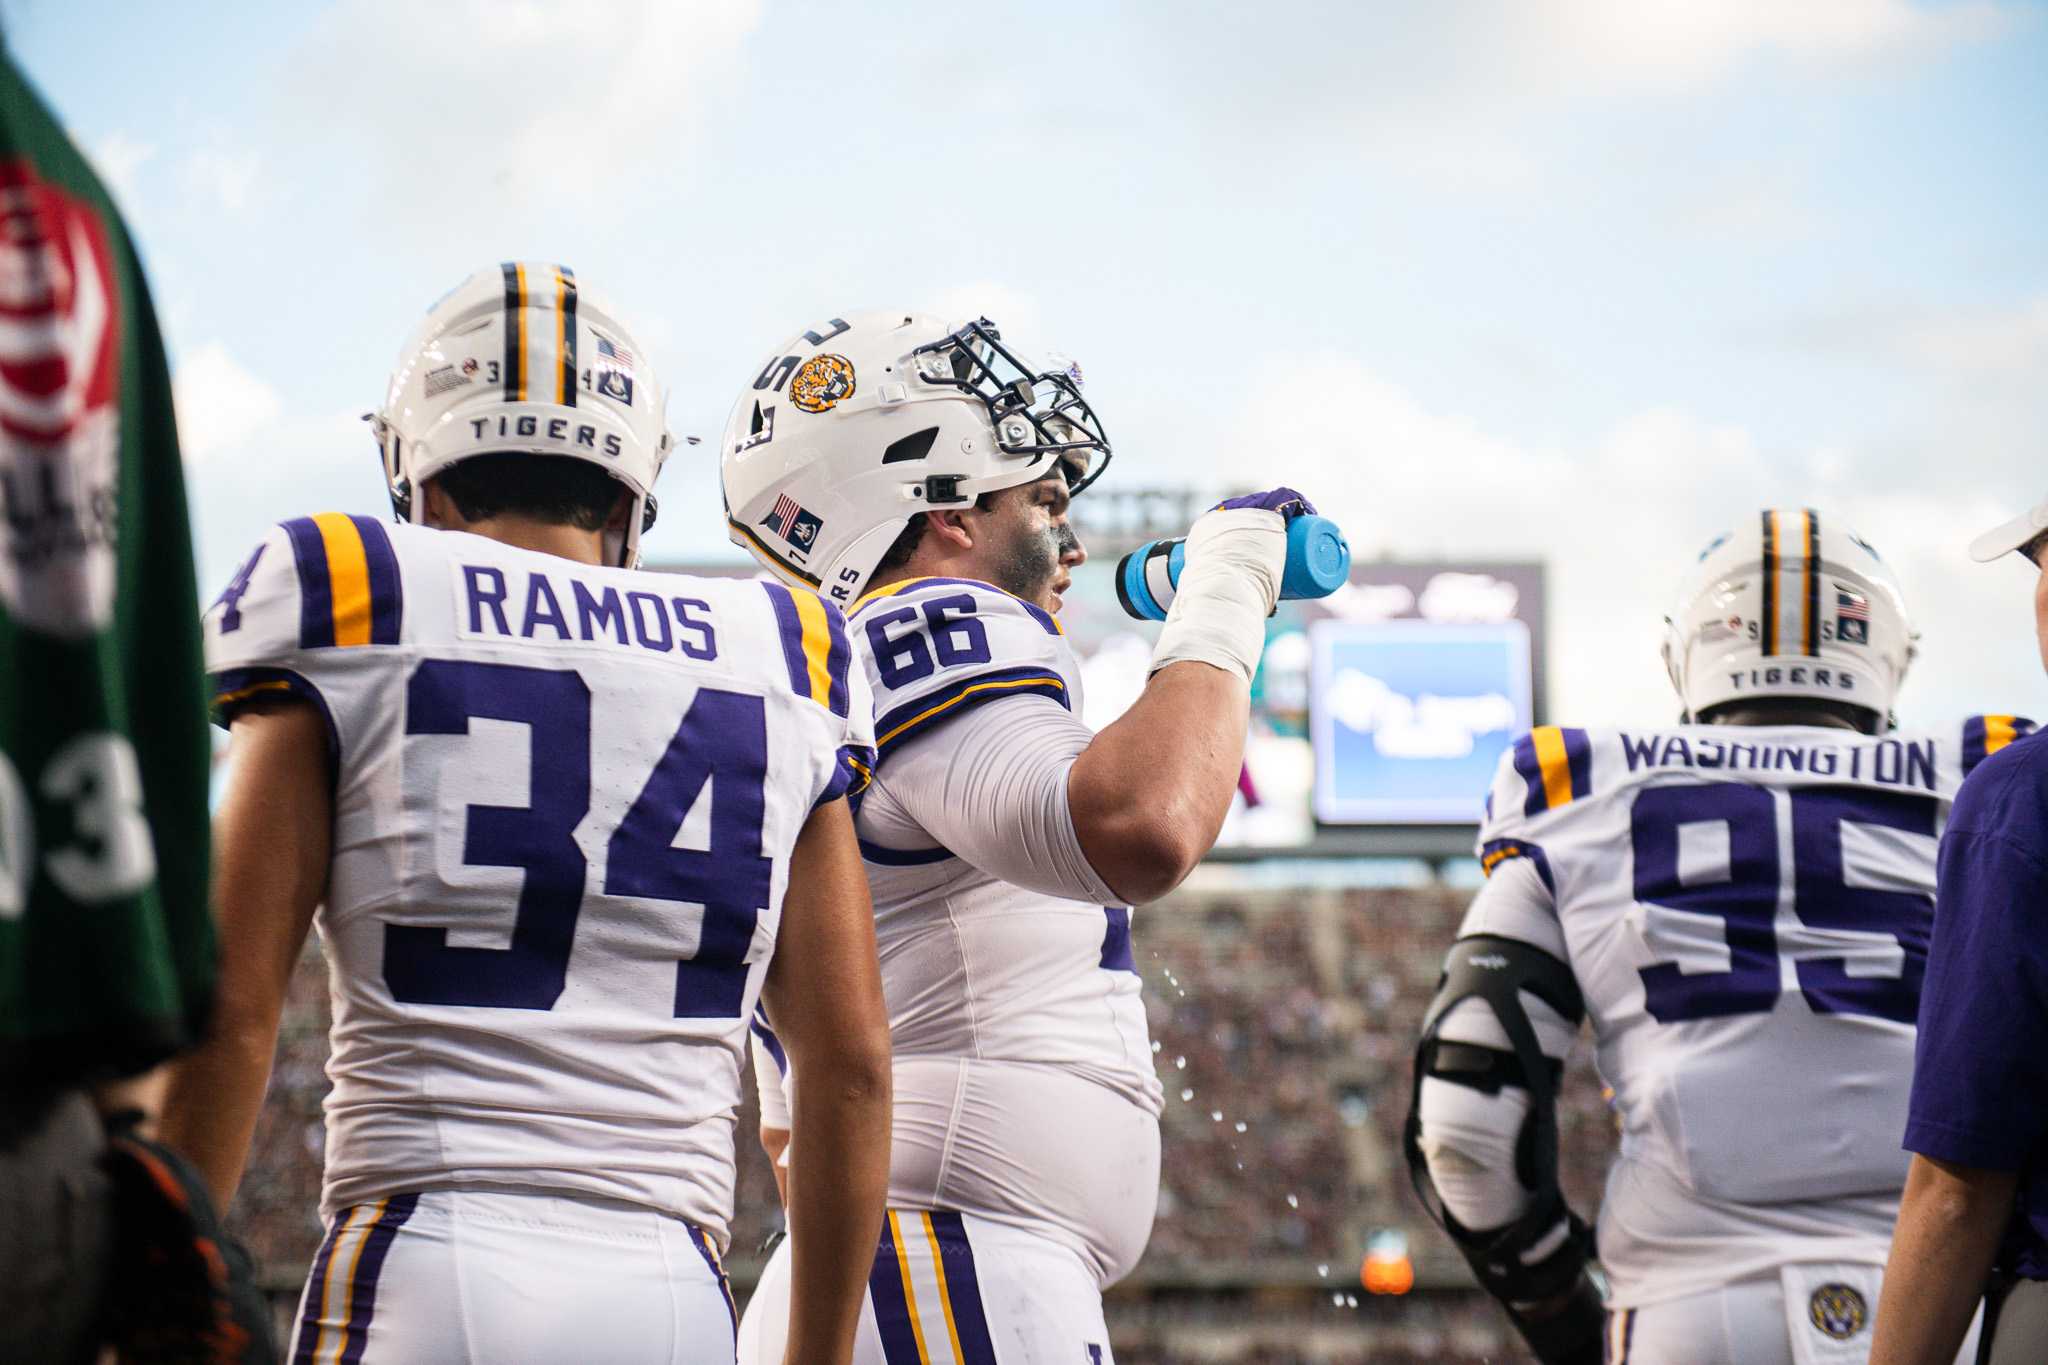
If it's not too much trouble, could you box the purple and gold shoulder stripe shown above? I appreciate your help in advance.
[208,666,337,753]
[1478,837,1555,895]
[1511,726,1592,816]
[817,743,876,807]
[1963,714,2038,776]
[873,666,1068,764]
[761,582,853,718]
[281,514,404,650]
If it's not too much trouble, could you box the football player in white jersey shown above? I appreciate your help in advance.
[157,265,892,1365]
[1406,510,2019,1365]
[720,313,1314,1364]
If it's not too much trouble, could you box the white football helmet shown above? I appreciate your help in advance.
[718,312,1109,605]
[370,262,673,567]
[1663,509,1916,731]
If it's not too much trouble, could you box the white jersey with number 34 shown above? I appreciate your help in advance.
[1462,717,2033,1306]
[203,515,872,1249]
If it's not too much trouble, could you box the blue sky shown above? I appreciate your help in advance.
[9,0,2046,728]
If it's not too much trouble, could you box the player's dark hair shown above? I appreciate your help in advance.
[432,453,622,531]
[1697,697,1881,735]
[872,492,1001,576]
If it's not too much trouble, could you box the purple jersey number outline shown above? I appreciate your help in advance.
[1633,782,1935,1025]
[864,592,992,690]
[385,658,770,1016]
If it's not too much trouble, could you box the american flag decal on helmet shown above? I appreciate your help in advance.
[1837,586,1871,644]
[763,493,823,551]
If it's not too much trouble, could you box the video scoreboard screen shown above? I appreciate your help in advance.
[1310,620,1532,825]
[1306,563,1545,829]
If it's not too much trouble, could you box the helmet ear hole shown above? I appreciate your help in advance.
[641,494,659,533]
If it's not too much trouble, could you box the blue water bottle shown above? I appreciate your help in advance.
[1115,515,1350,622]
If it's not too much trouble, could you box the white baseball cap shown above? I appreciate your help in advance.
[1969,497,2048,563]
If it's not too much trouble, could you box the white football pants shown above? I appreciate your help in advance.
[738,1208,1113,1365]
[288,1188,737,1364]
[1605,1262,1980,1365]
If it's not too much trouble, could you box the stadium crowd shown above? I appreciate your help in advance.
[227,876,1619,1359]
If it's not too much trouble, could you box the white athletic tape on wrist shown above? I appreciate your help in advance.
[1149,508,1286,685]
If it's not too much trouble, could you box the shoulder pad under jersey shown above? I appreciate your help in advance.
[1961,713,2038,778]
[847,577,1077,767]
[756,579,875,797]
[1474,726,1601,894]
[202,513,405,727]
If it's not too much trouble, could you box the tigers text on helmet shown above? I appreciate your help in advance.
[1663,509,1916,732]
[718,311,1110,605]
[369,262,673,567]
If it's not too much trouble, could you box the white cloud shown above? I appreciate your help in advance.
[183,146,261,214]
[1138,1,2027,191]
[285,0,762,217]
[1540,0,2020,91]
[1896,294,2048,381]
[1208,352,2041,726]
[923,283,1045,342]
[174,343,283,463]
[89,132,154,205]
[186,405,379,589]
[1663,160,1822,246]
[1759,293,2048,475]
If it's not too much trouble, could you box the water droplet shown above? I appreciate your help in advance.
[1210,1110,1223,1122]
[1316,1264,1329,1277]
[1330,1291,1345,1306]
[1345,1294,1359,1308]
[1150,1040,1161,1053]
[1234,1121,1248,1133]
[1174,1056,1187,1070]
[1180,1087,1194,1102]
[1286,1194,1300,1209]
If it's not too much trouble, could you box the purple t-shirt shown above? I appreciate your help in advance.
[1905,727,2048,1278]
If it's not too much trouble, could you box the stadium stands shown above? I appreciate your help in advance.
[230,874,1618,1360]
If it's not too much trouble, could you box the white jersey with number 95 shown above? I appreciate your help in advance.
[1461,718,2031,1307]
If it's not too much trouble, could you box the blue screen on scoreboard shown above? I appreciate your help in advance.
[1310,620,1534,825]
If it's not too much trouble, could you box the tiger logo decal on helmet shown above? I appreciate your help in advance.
[788,354,855,413]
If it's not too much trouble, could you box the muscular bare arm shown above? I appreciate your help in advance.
[1070,493,1305,903]
[1068,662,1249,903]
[760,798,891,1365]
[1870,1154,2013,1365]
[158,703,331,1208]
